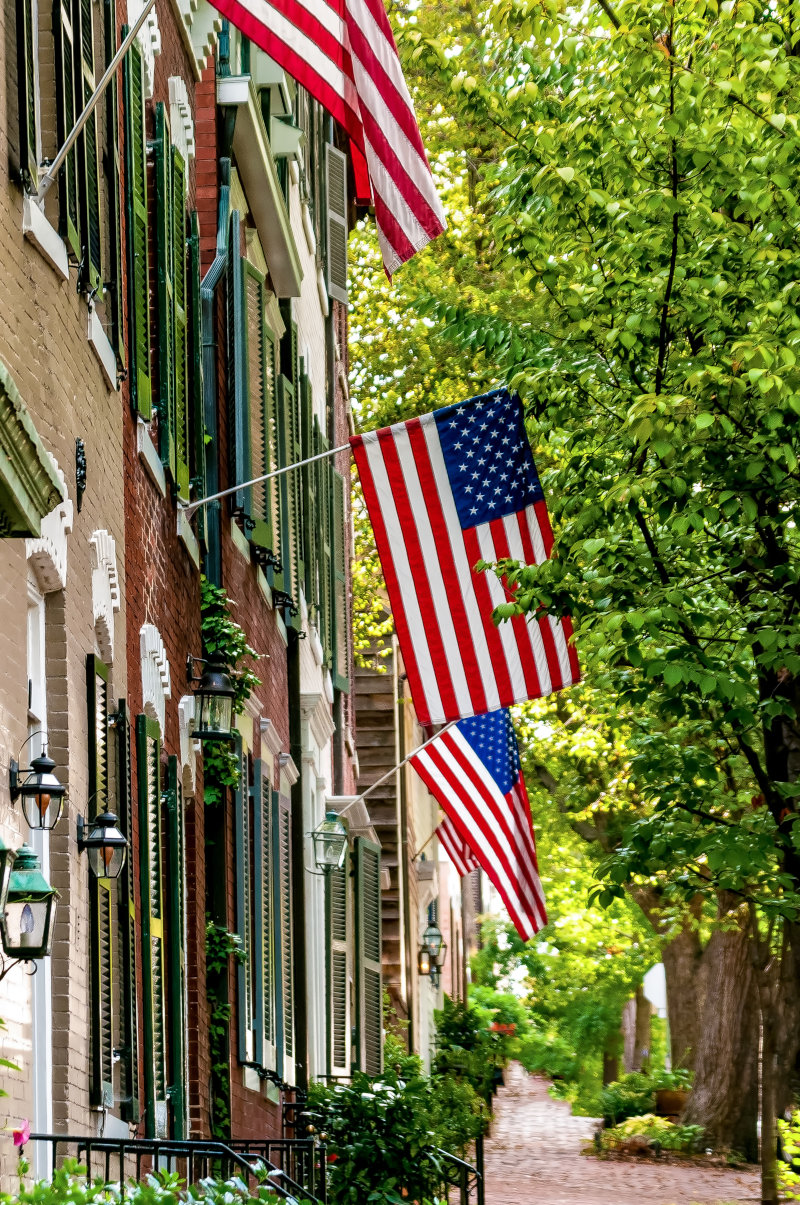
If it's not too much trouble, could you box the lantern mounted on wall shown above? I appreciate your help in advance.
[9,736,67,831]
[187,656,238,741]
[422,920,445,962]
[0,844,58,972]
[77,806,128,880]
[417,946,432,977]
[310,811,349,874]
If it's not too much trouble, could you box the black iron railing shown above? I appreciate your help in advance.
[437,1136,484,1205]
[26,1134,320,1202]
[229,1137,326,1202]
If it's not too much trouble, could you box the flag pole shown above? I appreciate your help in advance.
[411,827,439,862]
[181,441,352,518]
[340,718,460,814]
[36,0,158,203]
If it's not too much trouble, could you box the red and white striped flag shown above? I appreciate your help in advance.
[413,710,546,941]
[211,0,446,274]
[437,815,479,878]
[350,388,580,727]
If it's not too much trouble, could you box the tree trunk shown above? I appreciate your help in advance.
[634,985,652,1072]
[684,897,759,1161]
[660,916,703,1071]
[603,1050,619,1085]
[761,1009,779,1205]
[622,997,636,1073]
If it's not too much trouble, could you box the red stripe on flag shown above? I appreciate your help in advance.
[534,498,554,559]
[488,517,542,700]
[462,527,514,709]
[561,614,581,683]
[516,510,566,693]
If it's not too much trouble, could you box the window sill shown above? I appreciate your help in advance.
[230,517,251,562]
[257,567,273,608]
[22,196,69,280]
[177,507,200,569]
[137,419,167,496]
[87,307,119,391]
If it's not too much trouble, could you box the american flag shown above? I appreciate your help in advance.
[350,388,580,726]
[437,815,479,878]
[412,710,546,941]
[210,0,446,274]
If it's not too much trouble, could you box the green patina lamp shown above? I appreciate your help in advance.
[0,844,57,961]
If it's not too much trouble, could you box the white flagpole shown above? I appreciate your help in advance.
[181,441,352,518]
[340,718,461,814]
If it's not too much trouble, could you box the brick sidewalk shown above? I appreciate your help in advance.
[482,1064,761,1205]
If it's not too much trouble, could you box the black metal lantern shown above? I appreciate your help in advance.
[1,844,57,960]
[0,836,14,915]
[418,946,432,977]
[77,811,127,879]
[311,811,348,873]
[10,750,67,830]
[422,920,444,961]
[188,656,237,741]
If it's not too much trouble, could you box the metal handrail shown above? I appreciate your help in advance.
[228,1137,326,1203]
[436,1142,484,1205]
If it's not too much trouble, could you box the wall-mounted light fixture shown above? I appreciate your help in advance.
[187,656,237,741]
[0,844,57,970]
[9,738,67,831]
[417,946,432,977]
[422,920,444,962]
[311,811,348,874]
[77,808,127,879]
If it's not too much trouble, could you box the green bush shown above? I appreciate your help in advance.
[598,1114,704,1154]
[779,1111,800,1200]
[516,1030,578,1081]
[0,1160,304,1204]
[429,1074,488,1156]
[599,1072,657,1126]
[432,997,502,1103]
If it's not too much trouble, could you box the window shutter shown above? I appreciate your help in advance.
[103,0,124,366]
[331,469,350,693]
[123,33,151,418]
[316,442,333,666]
[227,211,251,518]
[75,0,103,294]
[116,700,140,1122]
[234,736,255,1063]
[273,790,294,1083]
[54,0,81,260]
[275,375,297,610]
[187,212,206,516]
[154,104,176,480]
[136,713,167,1137]
[300,375,318,615]
[355,837,383,1076]
[244,264,276,562]
[87,655,114,1108]
[326,863,350,1077]
[326,144,348,304]
[288,367,303,614]
[253,763,277,1071]
[172,149,190,499]
[15,0,39,193]
[165,756,188,1138]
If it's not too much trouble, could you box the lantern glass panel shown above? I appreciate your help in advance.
[312,812,348,871]
[196,691,233,737]
[87,842,126,879]
[2,896,56,959]
[422,922,444,960]
[418,947,431,976]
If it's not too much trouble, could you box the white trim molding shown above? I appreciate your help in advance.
[26,462,72,593]
[169,76,196,162]
[299,691,336,749]
[140,624,172,737]
[129,0,161,98]
[178,695,199,797]
[89,530,121,664]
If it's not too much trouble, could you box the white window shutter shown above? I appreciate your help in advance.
[326,144,348,304]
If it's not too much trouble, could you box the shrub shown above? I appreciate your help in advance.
[599,1072,657,1126]
[779,1111,800,1200]
[516,1031,578,1081]
[429,1074,488,1156]
[0,1160,303,1204]
[598,1114,704,1154]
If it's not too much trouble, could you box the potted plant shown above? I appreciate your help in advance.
[654,1068,692,1118]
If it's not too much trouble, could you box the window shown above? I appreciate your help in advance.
[164,755,188,1138]
[355,837,383,1075]
[254,762,276,1072]
[15,0,41,193]
[234,736,256,1064]
[275,788,294,1083]
[326,862,350,1077]
[123,34,152,418]
[115,701,140,1123]
[136,713,167,1137]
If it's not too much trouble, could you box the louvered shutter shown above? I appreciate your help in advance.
[54,0,81,259]
[326,144,348,304]
[316,439,333,666]
[136,714,167,1137]
[331,470,350,693]
[300,375,318,616]
[87,656,114,1108]
[273,789,294,1083]
[103,0,124,366]
[122,34,151,418]
[355,837,383,1076]
[187,212,206,515]
[227,210,250,518]
[326,863,350,1076]
[116,701,140,1122]
[165,756,188,1138]
[288,370,303,615]
[254,764,277,1071]
[245,264,277,561]
[15,0,39,193]
[154,104,176,479]
[274,375,296,609]
[75,0,103,294]
[234,736,255,1062]
[172,149,190,500]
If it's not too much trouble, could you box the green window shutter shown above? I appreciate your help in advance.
[122,34,151,418]
[103,0,124,367]
[54,0,80,260]
[87,654,114,1108]
[244,263,278,562]
[15,0,39,193]
[227,211,251,518]
[187,212,206,517]
[274,375,296,610]
[325,144,348,305]
[116,700,140,1123]
[165,756,188,1138]
[172,148,190,500]
[234,736,255,1063]
[331,469,350,693]
[75,0,103,294]
[326,863,350,1077]
[273,790,294,1083]
[300,374,318,615]
[315,442,333,666]
[355,837,383,1076]
[136,713,167,1137]
[154,104,176,480]
[253,763,277,1071]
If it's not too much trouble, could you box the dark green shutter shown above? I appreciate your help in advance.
[15,0,39,192]
[244,263,278,562]
[273,790,294,1081]
[123,34,151,418]
[172,148,190,499]
[187,212,206,513]
[75,0,103,294]
[165,756,188,1138]
[55,0,80,259]
[316,434,333,666]
[154,104,176,479]
[254,763,276,1071]
[103,0,124,365]
[326,863,349,1076]
[300,374,318,616]
[326,144,348,304]
[355,837,383,1076]
[227,211,250,517]
[234,736,255,1062]
[116,700,140,1122]
[136,713,167,1137]
[331,469,350,692]
[87,656,114,1108]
